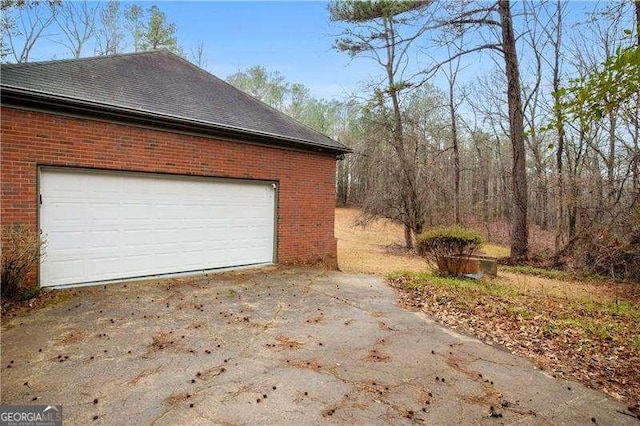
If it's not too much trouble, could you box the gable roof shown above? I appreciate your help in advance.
[0,50,350,155]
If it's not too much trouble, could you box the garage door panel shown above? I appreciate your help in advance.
[47,230,86,251]
[182,204,206,219]
[121,228,152,245]
[86,230,119,248]
[203,235,232,247]
[89,203,120,221]
[91,174,120,191]
[182,241,207,253]
[228,246,258,260]
[232,228,258,239]
[121,253,155,272]
[40,169,276,287]
[249,207,271,218]
[155,253,188,270]
[89,256,122,276]
[156,203,181,219]
[182,228,205,244]
[203,247,228,260]
[122,203,153,220]
[155,229,181,245]
[48,172,85,191]
[48,259,85,281]
[49,202,86,225]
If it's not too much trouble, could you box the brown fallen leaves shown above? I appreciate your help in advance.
[388,272,640,406]
[273,335,304,350]
[364,348,391,362]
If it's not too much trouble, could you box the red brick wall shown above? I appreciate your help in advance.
[1,108,338,284]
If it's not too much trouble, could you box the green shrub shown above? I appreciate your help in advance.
[1,223,45,299]
[416,226,483,276]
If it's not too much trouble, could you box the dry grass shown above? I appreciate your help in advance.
[335,208,512,276]
[335,208,426,275]
[499,271,631,302]
[481,244,510,258]
[335,208,623,300]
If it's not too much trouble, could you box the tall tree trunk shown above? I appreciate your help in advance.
[553,0,566,249]
[536,174,548,229]
[636,0,640,47]
[336,156,349,207]
[631,1,640,216]
[404,224,413,249]
[568,176,578,238]
[498,0,529,259]
[384,17,421,247]
[606,111,617,206]
[449,83,461,224]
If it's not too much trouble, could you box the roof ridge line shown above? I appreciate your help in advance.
[0,50,167,68]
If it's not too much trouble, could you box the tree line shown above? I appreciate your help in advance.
[327,0,639,279]
[0,0,205,64]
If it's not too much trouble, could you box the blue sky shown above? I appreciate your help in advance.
[153,0,517,99]
[120,1,614,100]
[140,1,373,99]
[10,1,631,102]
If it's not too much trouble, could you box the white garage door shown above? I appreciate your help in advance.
[39,168,276,287]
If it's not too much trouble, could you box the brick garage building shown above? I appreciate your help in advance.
[1,50,349,288]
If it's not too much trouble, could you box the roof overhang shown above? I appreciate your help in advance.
[1,86,352,156]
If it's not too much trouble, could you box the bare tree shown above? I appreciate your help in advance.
[428,0,529,258]
[520,1,552,231]
[497,1,528,259]
[54,0,98,58]
[188,40,207,69]
[124,4,143,52]
[546,0,569,249]
[1,0,58,63]
[330,0,433,248]
[439,33,466,224]
[95,0,124,56]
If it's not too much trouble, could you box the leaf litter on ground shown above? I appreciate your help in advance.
[387,271,640,406]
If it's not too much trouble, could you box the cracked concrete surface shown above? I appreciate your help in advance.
[0,267,631,425]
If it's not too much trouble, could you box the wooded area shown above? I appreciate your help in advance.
[2,0,638,279]
[328,0,639,280]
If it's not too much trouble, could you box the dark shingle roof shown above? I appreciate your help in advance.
[0,50,349,154]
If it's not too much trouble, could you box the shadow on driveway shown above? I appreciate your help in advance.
[1,267,630,424]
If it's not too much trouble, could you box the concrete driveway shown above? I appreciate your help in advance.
[1,267,631,425]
